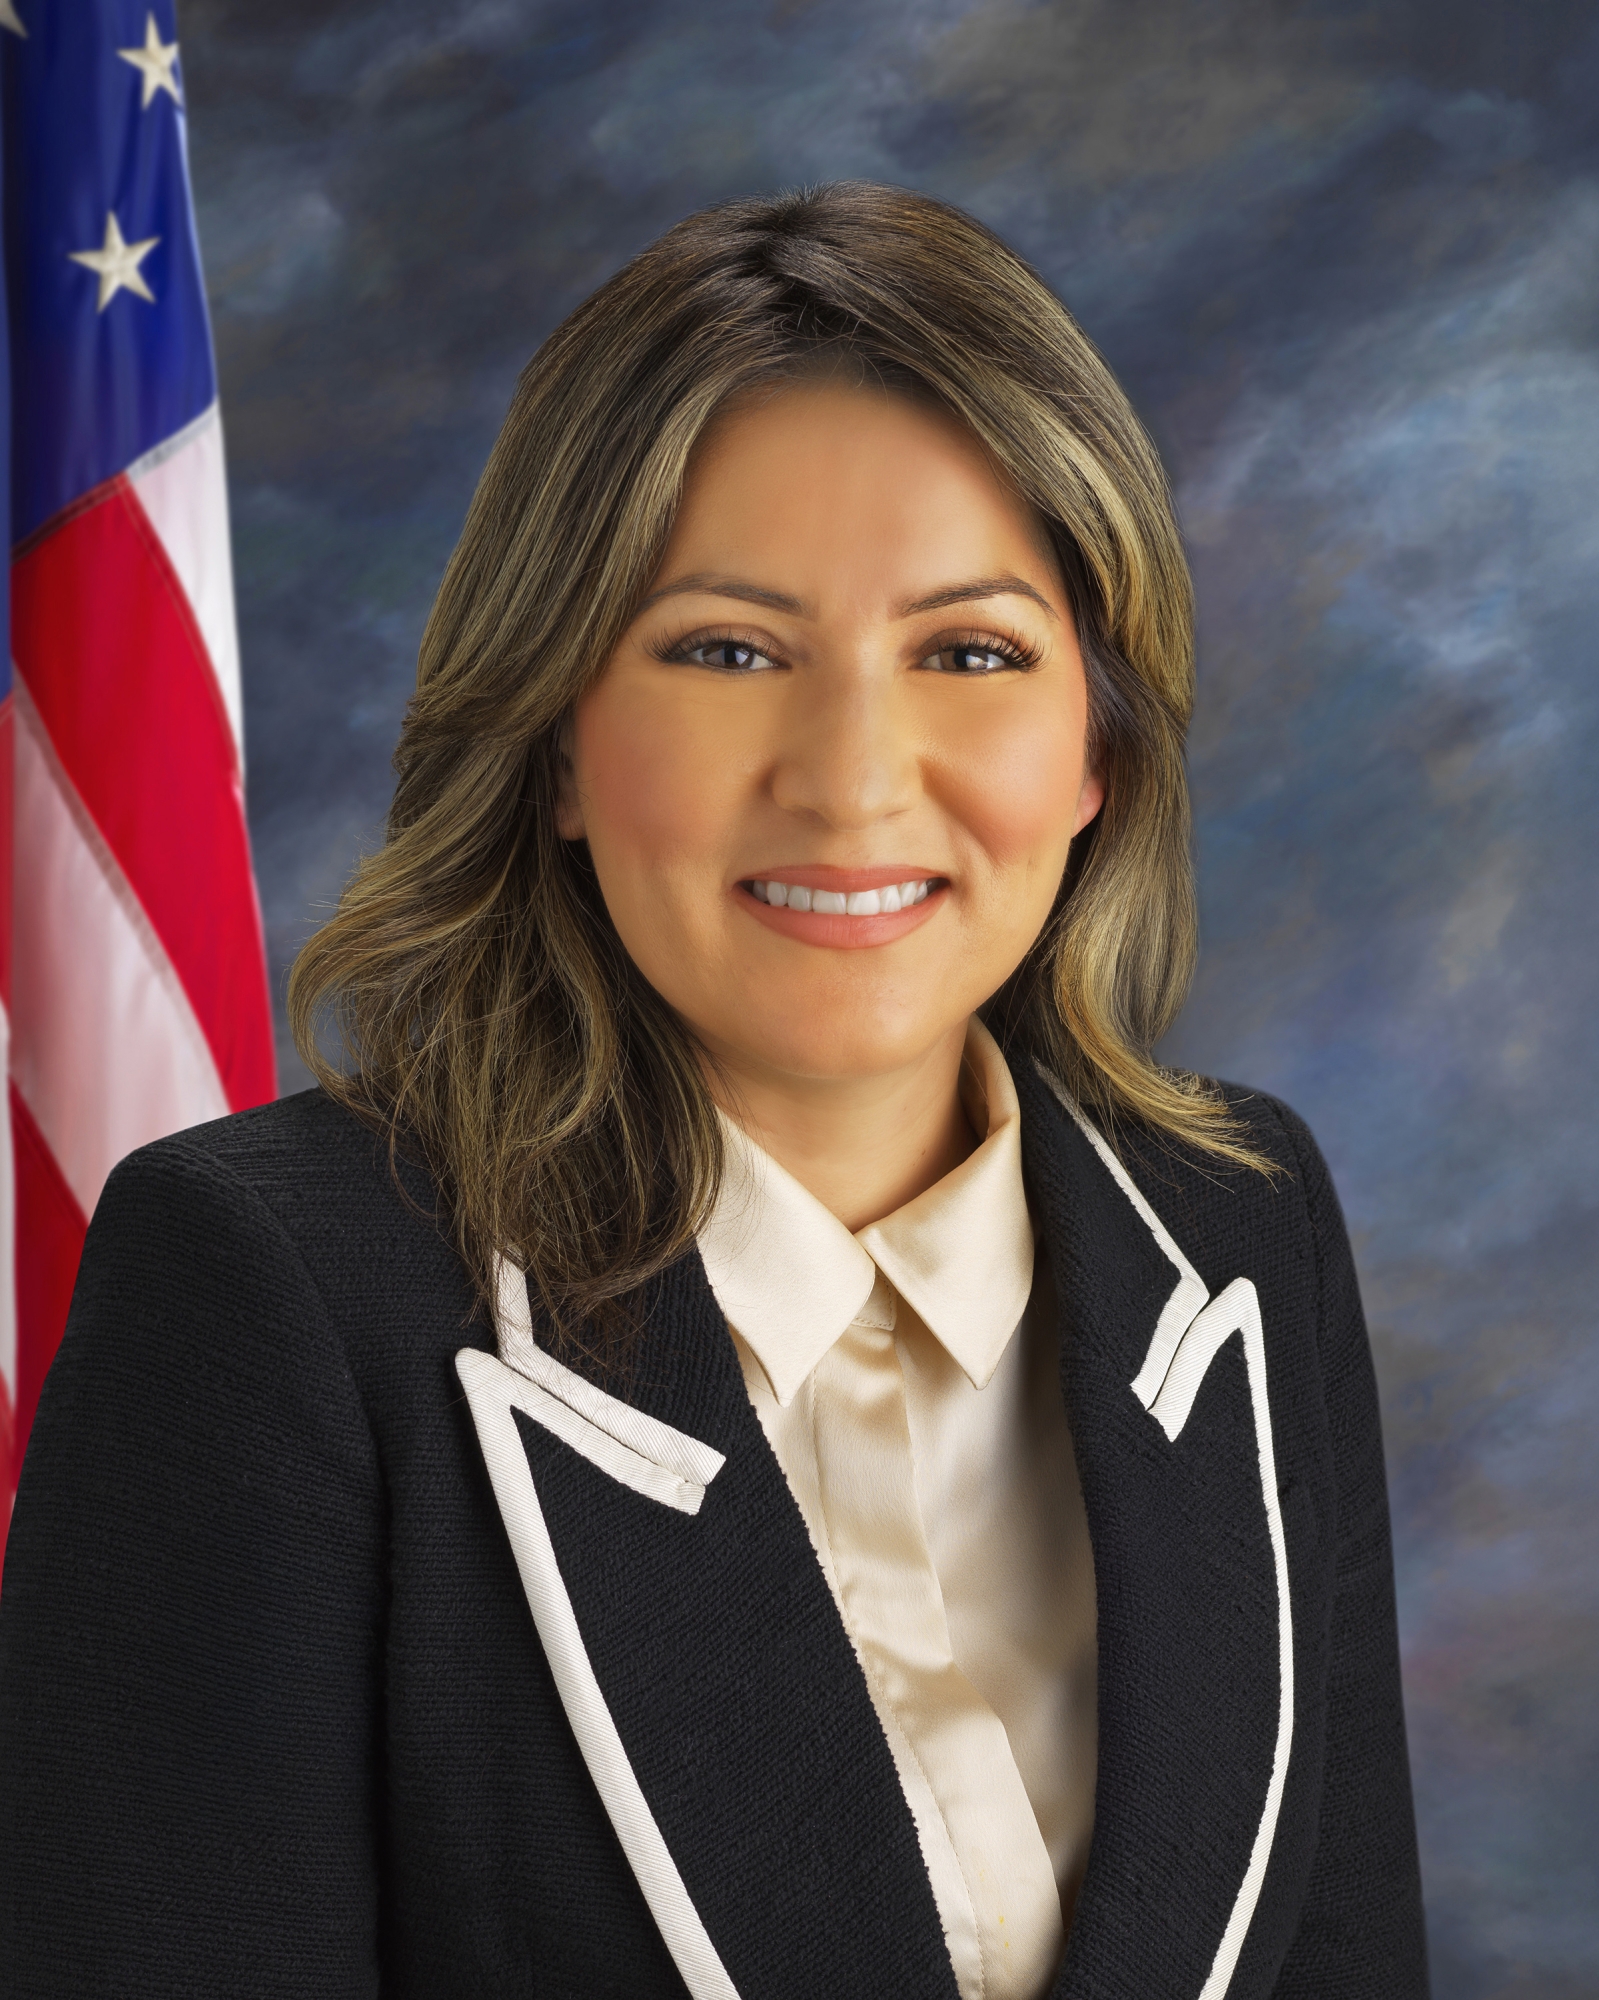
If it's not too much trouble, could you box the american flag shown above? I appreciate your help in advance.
[2,1,276,1558]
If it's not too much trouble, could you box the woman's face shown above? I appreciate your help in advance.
[559,382,1104,1092]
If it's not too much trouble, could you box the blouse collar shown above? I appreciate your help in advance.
[697,1016,1035,1406]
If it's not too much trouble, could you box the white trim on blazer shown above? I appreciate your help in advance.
[1160,1277,1295,2000]
[456,1292,738,2000]
[1043,1073,1295,2000]
[488,1257,725,1512]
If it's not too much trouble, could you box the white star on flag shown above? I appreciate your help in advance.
[68,212,161,309]
[117,12,182,107]
[0,0,26,38]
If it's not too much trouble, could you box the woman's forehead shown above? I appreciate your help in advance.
[657,382,1064,614]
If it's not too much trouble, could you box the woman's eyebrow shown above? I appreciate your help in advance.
[639,573,808,614]
[637,571,1057,619]
[897,574,1058,619]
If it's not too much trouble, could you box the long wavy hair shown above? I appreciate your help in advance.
[290,181,1263,1355]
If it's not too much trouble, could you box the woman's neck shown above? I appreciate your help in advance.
[706,1019,978,1232]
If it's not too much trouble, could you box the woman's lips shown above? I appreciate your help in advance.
[750,875,931,916]
[734,872,947,948]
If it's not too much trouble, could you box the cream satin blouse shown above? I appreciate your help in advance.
[697,1018,1098,2000]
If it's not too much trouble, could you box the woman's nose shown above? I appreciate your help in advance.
[768,656,920,829]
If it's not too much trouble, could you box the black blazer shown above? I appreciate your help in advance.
[0,1064,1429,1999]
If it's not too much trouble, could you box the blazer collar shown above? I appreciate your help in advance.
[461,1061,1302,2000]
[458,1249,960,2000]
[1012,1060,1299,2000]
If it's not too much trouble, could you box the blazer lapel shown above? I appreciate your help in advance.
[1015,1062,1305,2000]
[458,1251,959,2000]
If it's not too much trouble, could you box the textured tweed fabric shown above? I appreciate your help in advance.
[0,1072,1428,1998]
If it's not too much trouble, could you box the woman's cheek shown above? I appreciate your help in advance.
[574,677,738,872]
[938,700,1085,871]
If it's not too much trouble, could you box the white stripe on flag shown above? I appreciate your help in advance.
[127,402,245,761]
[12,684,230,1222]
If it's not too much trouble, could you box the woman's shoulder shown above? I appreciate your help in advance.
[1108,1076,1364,1360]
[104,1087,436,1248]
[1206,1077,1342,1207]
[1207,1078,1352,1260]
[87,1088,472,1367]
[114,1084,409,1206]
[1021,1057,1343,1221]
[1137,1074,1348,1241]
[1021,1056,1356,1311]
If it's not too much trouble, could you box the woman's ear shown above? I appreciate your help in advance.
[553,719,586,840]
[1074,764,1106,836]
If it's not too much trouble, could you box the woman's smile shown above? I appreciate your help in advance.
[738,870,946,947]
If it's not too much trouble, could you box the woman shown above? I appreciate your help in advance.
[0,184,1428,1998]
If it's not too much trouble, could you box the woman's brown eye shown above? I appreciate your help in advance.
[929,645,1013,673]
[689,641,770,671]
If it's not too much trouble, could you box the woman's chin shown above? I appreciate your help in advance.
[696,1011,970,1091]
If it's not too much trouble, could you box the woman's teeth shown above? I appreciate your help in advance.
[748,879,932,914]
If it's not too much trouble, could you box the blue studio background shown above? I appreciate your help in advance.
[181,4,1598,1994]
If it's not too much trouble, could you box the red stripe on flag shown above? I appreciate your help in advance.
[1,697,11,1558]
[0,1377,12,1575]
[9,1085,87,1506]
[13,479,275,1111]
[0,694,12,1010]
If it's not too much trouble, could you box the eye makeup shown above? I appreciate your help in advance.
[647,620,1044,676]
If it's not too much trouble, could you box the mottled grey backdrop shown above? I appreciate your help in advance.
[180,2,1599,1992]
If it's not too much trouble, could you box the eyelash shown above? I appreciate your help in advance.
[651,626,1043,674]
[652,627,779,673]
[927,628,1042,674]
